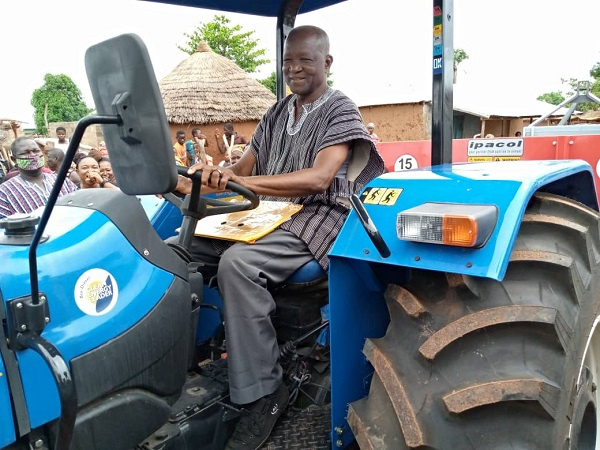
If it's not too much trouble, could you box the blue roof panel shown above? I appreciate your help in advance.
[141,0,346,17]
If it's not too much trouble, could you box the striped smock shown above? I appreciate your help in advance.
[0,173,78,219]
[247,88,384,270]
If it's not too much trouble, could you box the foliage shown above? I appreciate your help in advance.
[260,72,277,94]
[179,15,269,73]
[31,74,92,135]
[537,91,565,106]
[454,49,469,66]
[260,71,334,96]
[537,64,600,112]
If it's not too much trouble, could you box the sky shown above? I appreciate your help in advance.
[1,0,599,128]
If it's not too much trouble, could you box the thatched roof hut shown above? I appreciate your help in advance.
[159,42,276,125]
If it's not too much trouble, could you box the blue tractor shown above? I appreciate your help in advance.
[1,1,599,449]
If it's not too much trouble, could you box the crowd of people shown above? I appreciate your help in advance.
[0,128,120,219]
[172,122,251,168]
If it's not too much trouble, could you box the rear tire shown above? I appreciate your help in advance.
[348,192,600,449]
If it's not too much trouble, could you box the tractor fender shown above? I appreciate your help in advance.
[330,159,597,282]
[0,190,187,431]
[0,354,15,447]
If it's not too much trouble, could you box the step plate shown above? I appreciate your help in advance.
[263,404,331,449]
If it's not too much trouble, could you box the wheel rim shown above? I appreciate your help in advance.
[571,316,600,449]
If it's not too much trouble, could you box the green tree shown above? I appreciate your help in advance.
[31,74,92,134]
[453,48,469,83]
[537,64,600,112]
[260,72,277,94]
[454,48,469,66]
[179,15,269,73]
[537,91,565,106]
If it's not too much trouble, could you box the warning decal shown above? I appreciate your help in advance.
[360,188,403,206]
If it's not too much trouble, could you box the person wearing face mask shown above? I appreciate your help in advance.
[0,137,78,219]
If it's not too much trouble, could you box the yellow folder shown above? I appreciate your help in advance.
[194,200,303,244]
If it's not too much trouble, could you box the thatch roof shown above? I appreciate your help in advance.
[574,110,600,122]
[159,42,276,124]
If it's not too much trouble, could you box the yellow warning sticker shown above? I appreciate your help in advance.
[468,157,493,162]
[494,157,521,161]
[378,189,402,206]
[361,188,403,206]
[363,187,386,204]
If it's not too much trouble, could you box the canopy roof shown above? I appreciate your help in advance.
[159,42,276,124]
[142,0,345,17]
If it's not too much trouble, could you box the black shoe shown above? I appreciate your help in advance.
[225,383,289,450]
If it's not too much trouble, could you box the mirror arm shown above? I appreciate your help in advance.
[28,115,122,308]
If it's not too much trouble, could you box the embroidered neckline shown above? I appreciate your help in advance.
[21,174,51,199]
[287,88,334,136]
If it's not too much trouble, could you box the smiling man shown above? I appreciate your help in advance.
[174,25,384,450]
[0,137,78,219]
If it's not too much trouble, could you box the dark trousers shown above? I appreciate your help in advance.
[186,229,315,404]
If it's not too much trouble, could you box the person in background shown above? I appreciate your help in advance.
[174,25,384,450]
[0,137,78,218]
[88,148,104,162]
[366,122,379,143]
[173,130,188,166]
[215,123,248,161]
[186,128,209,166]
[229,148,243,165]
[221,148,244,167]
[54,127,70,151]
[46,148,65,173]
[98,141,109,157]
[485,133,495,138]
[76,156,118,190]
[99,157,117,186]
[515,131,522,137]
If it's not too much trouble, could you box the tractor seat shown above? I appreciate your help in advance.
[283,258,327,286]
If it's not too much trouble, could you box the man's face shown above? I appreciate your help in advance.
[47,153,62,171]
[223,126,233,138]
[283,34,330,97]
[13,139,43,173]
[177,134,185,144]
[56,130,67,142]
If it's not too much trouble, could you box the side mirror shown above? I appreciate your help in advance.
[85,33,177,195]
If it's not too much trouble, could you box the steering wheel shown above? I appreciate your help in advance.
[168,165,259,216]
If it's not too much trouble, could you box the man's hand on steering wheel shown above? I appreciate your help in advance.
[187,161,242,192]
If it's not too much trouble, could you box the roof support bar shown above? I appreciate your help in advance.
[276,0,305,100]
[431,0,454,166]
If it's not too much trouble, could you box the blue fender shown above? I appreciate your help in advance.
[327,159,597,447]
[331,159,597,281]
[0,204,177,430]
[0,354,15,447]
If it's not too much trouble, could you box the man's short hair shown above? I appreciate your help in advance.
[192,128,201,135]
[224,123,234,132]
[48,148,65,161]
[10,137,33,157]
[176,130,185,137]
[56,126,66,133]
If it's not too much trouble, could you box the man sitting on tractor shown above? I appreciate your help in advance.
[175,25,384,450]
